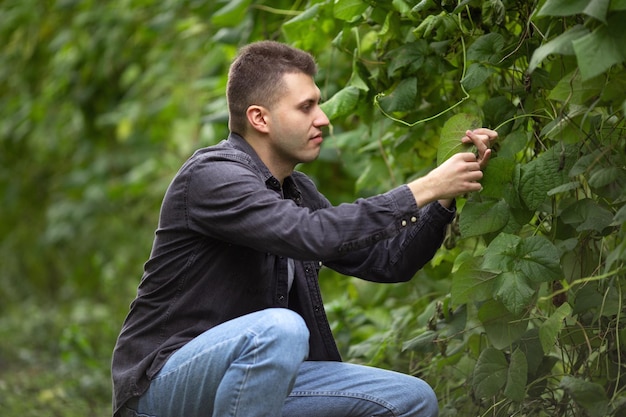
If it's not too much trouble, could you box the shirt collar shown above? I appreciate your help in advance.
[226,133,301,204]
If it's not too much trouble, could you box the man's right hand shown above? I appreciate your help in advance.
[408,151,485,208]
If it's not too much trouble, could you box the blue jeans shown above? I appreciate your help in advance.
[121,309,438,417]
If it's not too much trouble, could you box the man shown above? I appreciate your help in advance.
[112,40,496,417]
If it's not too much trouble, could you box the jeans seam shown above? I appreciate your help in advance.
[230,329,258,416]
[288,390,400,416]
[153,332,254,381]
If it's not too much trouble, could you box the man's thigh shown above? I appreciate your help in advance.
[283,361,438,417]
[125,309,309,417]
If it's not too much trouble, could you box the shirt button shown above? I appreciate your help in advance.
[411,216,417,223]
[401,220,407,227]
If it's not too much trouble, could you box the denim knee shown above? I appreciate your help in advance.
[261,308,310,357]
[406,377,439,417]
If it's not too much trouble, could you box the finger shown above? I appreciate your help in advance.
[465,130,490,158]
[478,148,492,169]
[471,128,498,140]
[462,128,498,144]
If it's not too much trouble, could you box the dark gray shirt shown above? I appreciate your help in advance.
[111,133,455,416]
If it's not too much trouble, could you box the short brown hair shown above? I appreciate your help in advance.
[226,41,317,135]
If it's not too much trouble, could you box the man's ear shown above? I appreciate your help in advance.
[246,105,270,134]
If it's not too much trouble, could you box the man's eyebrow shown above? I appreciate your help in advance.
[298,97,321,106]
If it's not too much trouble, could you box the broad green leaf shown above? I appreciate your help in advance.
[497,130,529,159]
[386,41,429,77]
[612,0,626,10]
[573,14,626,80]
[282,5,320,43]
[459,199,510,238]
[412,0,437,13]
[402,330,437,352]
[484,234,562,283]
[478,299,529,349]
[467,33,505,65]
[461,63,493,90]
[559,376,609,417]
[494,271,536,316]
[605,238,626,273]
[436,113,482,165]
[548,71,606,104]
[334,0,369,21]
[547,181,581,196]
[481,157,516,199]
[482,96,517,134]
[539,302,572,353]
[504,348,528,402]
[516,236,563,283]
[613,204,626,225]
[520,145,577,210]
[377,77,417,113]
[472,347,508,398]
[450,257,497,305]
[588,165,626,189]
[538,0,610,23]
[528,25,589,73]
[560,198,614,232]
[515,329,545,376]
[320,86,360,120]
[210,0,252,26]
[483,233,520,273]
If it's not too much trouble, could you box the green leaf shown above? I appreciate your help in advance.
[436,113,482,165]
[538,0,610,23]
[377,77,417,113]
[520,145,577,210]
[589,165,626,189]
[402,330,437,352]
[612,0,626,10]
[461,63,494,90]
[478,299,529,349]
[450,257,497,305]
[539,302,572,353]
[528,25,589,73]
[484,234,562,283]
[411,0,437,13]
[483,233,520,272]
[472,347,508,398]
[560,376,609,417]
[320,86,360,120]
[494,271,536,316]
[515,329,546,377]
[481,157,516,199]
[573,13,626,80]
[504,348,528,402]
[548,71,606,104]
[467,33,505,65]
[516,236,563,282]
[334,0,369,21]
[560,198,614,232]
[386,41,429,77]
[459,199,510,238]
[210,0,252,26]
[282,4,320,44]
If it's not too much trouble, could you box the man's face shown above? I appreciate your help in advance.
[264,72,330,169]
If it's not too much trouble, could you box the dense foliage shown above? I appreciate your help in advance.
[1,0,625,416]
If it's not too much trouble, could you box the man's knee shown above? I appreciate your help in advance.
[258,308,309,358]
[405,377,438,417]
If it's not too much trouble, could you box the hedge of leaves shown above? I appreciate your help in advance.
[1,0,625,416]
